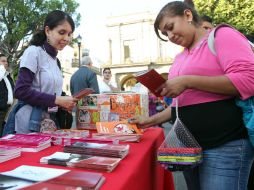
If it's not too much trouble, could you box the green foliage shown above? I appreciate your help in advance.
[0,0,80,69]
[193,0,254,35]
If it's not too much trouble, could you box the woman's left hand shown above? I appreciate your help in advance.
[55,96,78,111]
[159,76,189,97]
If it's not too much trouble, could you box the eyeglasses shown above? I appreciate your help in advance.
[104,72,111,74]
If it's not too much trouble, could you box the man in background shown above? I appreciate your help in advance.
[0,54,14,136]
[99,68,118,93]
[70,56,99,95]
[201,15,214,30]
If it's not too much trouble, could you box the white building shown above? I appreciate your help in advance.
[103,11,182,91]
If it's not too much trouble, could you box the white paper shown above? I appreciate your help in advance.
[1,165,70,182]
[40,152,71,163]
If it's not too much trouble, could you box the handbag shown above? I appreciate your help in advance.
[56,91,73,129]
[157,99,203,171]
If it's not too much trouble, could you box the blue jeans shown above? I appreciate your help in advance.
[183,139,254,190]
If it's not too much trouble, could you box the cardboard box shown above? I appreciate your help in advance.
[76,93,148,130]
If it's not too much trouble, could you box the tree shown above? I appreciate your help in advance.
[193,0,254,35]
[0,0,81,69]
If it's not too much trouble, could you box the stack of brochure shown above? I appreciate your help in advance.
[64,141,129,159]
[95,120,142,142]
[41,129,90,145]
[0,134,51,152]
[92,133,141,142]
[0,145,21,163]
[40,152,121,172]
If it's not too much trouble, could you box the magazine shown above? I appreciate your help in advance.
[73,88,95,99]
[135,69,166,97]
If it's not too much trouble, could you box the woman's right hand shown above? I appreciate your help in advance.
[128,115,151,129]
[55,96,78,111]
[159,76,188,98]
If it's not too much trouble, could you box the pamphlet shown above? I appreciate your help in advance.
[135,69,166,97]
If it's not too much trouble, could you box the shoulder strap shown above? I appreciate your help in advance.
[207,24,233,56]
[208,24,254,56]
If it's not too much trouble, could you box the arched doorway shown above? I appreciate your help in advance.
[161,73,168,80]
[120,75,137,91]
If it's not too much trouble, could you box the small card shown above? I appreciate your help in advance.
[48,106,58,113]
[73,88,95,100]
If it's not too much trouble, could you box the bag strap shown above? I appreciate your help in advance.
[208,23,254,56]
[175,99,179,119]
[207,24,234,56]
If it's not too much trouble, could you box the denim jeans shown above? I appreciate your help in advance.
[183,139,254,190]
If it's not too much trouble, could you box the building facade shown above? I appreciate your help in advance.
[102,11,182,91]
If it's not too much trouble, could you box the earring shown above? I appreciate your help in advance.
[188,20,192,25]
[47,38,51,45]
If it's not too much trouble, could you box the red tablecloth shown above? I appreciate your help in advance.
[0,127,174,190]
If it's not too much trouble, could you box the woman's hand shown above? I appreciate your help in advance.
[128,115,151,129]
[55,96,78,111]
[159,76,188,97]
[129,107,172,129]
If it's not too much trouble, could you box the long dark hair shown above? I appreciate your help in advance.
[154,1,200,41]
[30,10,75,46]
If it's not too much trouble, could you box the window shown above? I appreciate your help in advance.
[124,44,130,60]
[123,40,134,62]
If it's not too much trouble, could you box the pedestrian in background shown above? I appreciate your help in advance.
[3,10,77,135]
[130,1,254,189]
[99,68,118,93]
[200,15,214,30]
[0,54,14,136]
[70,55,99,95]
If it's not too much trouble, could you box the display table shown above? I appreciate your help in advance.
[0,127,174,190]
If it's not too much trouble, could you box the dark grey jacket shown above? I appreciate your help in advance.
[70,66,99,95]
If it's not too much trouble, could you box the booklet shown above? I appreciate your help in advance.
[20,171,105,190]
[96,120,142,135]
[73,88,95,99]
[135,69,166,97]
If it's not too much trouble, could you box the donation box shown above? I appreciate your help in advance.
[76,93,148,130]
